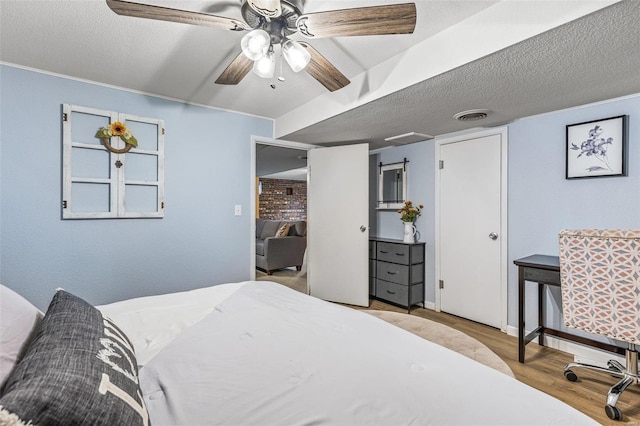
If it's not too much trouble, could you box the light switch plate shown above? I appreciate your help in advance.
[234,205,242,216]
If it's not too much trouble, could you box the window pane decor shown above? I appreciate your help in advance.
[62,104,165,219]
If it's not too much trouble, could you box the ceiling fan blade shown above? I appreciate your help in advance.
[247,0,282,18]
[106,0,248,31]
[215,52,253,85]
[297,3,416,38]
[299,43,350,92]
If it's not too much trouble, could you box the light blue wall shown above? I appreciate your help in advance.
[2,62,637,327]
[374,142,436,304]
[0,65,273,310]
[508,95,640,329]
[371,94,639,328]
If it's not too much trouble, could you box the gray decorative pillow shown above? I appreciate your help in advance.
[291,221,306,237]
[0,290,149,426]
[260,220,281,239]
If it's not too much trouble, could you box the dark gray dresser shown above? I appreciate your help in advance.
[369,237,425,311]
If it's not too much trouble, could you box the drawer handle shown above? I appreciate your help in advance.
[386,271,398,275]
[379,250,389,254]
[386,290,396,295]
[395,252,405,256]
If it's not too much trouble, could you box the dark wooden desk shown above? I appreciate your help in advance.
[514,254,625,363]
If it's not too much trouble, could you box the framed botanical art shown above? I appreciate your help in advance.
[566,115,627,179]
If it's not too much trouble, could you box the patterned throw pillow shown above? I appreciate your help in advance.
[0,290,149,426]
[275,223,291,237]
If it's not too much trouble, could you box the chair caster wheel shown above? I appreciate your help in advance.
[564,370,578,382]
[605,404,622,421]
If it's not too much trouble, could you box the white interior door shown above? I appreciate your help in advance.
[438,131,506,329]
[307,144,369,306]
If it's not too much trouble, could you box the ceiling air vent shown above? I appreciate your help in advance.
[453,109,490,121]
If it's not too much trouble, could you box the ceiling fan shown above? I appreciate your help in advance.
[105,0,417,92]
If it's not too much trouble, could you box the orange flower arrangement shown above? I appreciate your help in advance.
[397,200,423,222]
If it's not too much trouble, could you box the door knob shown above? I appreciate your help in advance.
[360,225,367,232]
[489,232,498,240]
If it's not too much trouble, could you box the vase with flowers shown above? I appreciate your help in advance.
[397,200,423,243]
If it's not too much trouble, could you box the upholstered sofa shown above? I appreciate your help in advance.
[256,218,307,275]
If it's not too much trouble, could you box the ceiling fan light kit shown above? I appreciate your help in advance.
[253,47,276,78]
[106,0,417,91]
[241,29,271,61]
[281,40,311,72]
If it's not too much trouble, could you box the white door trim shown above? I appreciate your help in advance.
[434,127,509,332]
[249,136,319,280]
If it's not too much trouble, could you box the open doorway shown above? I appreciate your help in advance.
[254,140,312,294]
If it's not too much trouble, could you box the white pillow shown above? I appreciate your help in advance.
[97,281,246,366]
[0,285,43,387]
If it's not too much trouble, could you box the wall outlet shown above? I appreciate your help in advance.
[234,205,242,216]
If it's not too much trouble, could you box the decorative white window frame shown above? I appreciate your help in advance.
[62,104,165,219]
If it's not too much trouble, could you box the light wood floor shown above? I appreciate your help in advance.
[365,299,640,425]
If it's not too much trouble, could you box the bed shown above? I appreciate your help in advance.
[0,281,597,425]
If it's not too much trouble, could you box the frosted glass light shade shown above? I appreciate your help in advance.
[241,29,270,61]
[253,50,275,78]
[282,39,310,72]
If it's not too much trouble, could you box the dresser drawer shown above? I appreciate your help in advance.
[369,259,376,278]
[376,261,424,286]
[375,280,424,307]
[376,261,409,285]
[375,279,408,306]
[376,242,410,265]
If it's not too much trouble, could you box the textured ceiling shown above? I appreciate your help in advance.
[1,1,637,151]
[283,0,640,149]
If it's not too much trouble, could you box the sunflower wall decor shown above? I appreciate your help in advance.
[96,121,138,154]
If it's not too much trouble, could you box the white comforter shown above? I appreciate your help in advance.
[100,281,596,425]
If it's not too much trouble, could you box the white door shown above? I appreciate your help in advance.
[438,131,506,329]
[307,144,369,306]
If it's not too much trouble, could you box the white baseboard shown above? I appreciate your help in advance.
[505,325,624,367]
[423,301,435,310]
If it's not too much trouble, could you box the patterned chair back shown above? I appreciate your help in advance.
[559,229,640,346]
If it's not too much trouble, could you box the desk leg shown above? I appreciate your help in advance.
[518,267,525,363]
[538,283,545,346]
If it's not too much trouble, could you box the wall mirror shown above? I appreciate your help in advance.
[377,160,407,209]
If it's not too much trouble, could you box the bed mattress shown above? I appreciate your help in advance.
[101,281,596,425]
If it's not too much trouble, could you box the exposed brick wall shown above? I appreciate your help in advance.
[258,179,307,220]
